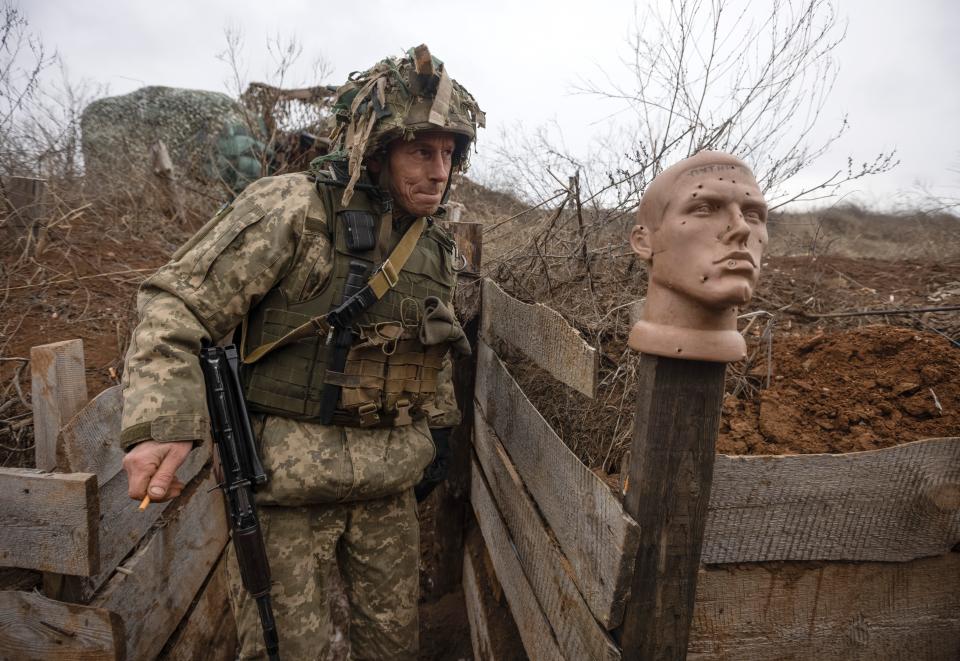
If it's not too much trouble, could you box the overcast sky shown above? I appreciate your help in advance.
[24,0,960,211]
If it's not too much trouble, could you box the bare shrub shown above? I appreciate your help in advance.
[478,0,902,473]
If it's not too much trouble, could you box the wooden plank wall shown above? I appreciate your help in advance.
[704,438,960,563]
[481,279,597,397]
[471,461,563,661]
[689,553,960,660]
[92,466,229,661]
[474,417,619,660]
[475,339,640,629]
[0,338,232,660]
[57,385,124,483]
[462,528,526,661]
[0,468,98,575]
[469,280,960,661]
[159,552,237,661]
[0,591,124,661]
[54,383,211,599]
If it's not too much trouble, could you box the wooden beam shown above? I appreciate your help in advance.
[474,416,619,660]
[481,279,597,397]
[75,445,210,601]
[443,220,482,274]
[617,355,726,661]
[158,551,237,661]
[0,468,99,576]
[30,339,89,471]
[474,340,639,629]
[462,528,526,661]
[471,457,563,661]
[689,553,960,660]
[703,436,960,563]
[463,545,497,661]
[56,385,124,484]
[92,466,229,661]
[0,590,124,661]
[1,176,48,254]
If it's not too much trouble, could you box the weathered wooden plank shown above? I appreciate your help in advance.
[158,551,237,661]
[471,458,562,661]
[445,220,482,274]
[463,543,498,661]
[77,444,210,600]
[703,437,960,563]
[618,355,726,660]
[92,465,229,661]
[1,175,46,223]
[57,385,124,484]
[474,340,639,629]
[474,415,619,660]
[0,468,98,576]
[462,527,526,661]
[689,553,960,660]
[481,279,597,397]
[0,590,124,661]
[31,339,88,471]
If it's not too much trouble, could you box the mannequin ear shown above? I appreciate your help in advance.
[629,224,653,261]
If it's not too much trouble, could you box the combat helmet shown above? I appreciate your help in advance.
[322,44,485,205]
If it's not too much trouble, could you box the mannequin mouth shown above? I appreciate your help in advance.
[714,251,757,268]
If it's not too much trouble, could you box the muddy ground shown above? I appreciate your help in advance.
[1,180,958,659]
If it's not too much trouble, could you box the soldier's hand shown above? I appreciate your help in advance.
[123,440,194,502]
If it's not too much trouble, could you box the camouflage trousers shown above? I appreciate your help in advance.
[226,490,419,660]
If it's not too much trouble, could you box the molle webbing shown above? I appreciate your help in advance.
[239,183,455,423]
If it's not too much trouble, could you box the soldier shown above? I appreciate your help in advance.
[119,45,484,659]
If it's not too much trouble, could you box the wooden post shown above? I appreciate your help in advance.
[617,355,725,660]
[150,140,185,222]
[1,176,48,255]
[30,339,88,472]
[30,339,90,602]
[423,220,482,598]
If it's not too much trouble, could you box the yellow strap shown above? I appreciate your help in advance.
[242,316,330,365]
[242,216,428,365]
[368,217,426,298]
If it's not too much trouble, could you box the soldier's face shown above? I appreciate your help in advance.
[384,132,456,217]
[633,166,768,310]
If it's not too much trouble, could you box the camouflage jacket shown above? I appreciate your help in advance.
[120,173,459,503]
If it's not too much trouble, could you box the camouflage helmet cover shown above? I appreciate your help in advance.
[329,44,485,203]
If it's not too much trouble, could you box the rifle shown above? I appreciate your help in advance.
[318,259,371,424]
[199,344,280,661]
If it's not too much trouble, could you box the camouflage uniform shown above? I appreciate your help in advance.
[121,45,482,659]
[122,173,453,659]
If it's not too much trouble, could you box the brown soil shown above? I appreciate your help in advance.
[718,325,959,455]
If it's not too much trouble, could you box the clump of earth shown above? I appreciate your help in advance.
[719,325,958,455]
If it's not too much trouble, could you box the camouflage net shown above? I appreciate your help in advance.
[80,86,270,197]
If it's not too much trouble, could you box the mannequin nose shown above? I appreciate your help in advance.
[724,207,751,245]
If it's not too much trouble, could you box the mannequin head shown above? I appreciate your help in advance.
[630,151,767,329]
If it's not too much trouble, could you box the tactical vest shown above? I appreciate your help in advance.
[239,180,457,425]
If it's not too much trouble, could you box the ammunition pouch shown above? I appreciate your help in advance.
[330,321,456,428]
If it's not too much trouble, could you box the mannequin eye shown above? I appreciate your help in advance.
[692,202,715,214]
[743,207,766,222]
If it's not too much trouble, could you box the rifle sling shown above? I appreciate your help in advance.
[241,216,428,365]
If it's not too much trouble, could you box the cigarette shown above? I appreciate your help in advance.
[138,494,151,510]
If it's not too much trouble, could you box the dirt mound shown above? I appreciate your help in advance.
[719,325,959,455]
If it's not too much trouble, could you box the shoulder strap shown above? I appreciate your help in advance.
[241,216,428,365]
